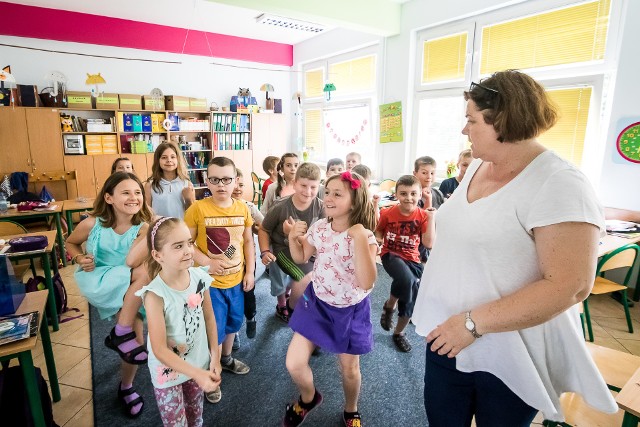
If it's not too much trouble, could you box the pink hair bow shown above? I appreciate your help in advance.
[340,171,361,190]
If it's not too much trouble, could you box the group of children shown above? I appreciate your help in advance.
[63,144,472,426]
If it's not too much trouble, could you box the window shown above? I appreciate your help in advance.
[301,48,379,167]
[414,0,616,175]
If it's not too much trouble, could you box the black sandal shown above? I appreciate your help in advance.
[117,383,144,418]
[104,327,148,365]
[380,304,395,331]
[393,333,412,352]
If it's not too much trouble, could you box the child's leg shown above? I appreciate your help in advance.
[337,354,361,413]
[243,286,256,320]
[288,273,311,309]
[153,383,187,426]
[182,379,204,427]
[285,332,317,403]
[120,362,143,417]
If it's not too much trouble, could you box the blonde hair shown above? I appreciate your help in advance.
[91,172,153,229]
[149,142,189,193]
[146,217,183,279]
[295,162,321,181]
[325,171,376,232]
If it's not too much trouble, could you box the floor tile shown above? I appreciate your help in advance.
[51,318,88,344]
[59,355,92,390]
[593,316,640,340]
[63,400,93,427]
[34,342,90,381]
[62,322,90,349]
[51,383,92,427]
[618,339,640,356]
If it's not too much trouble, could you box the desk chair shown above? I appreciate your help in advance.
[583,244,639,342]
[251,172,264,209]
[0,220,37,278]
[378,179,396,193]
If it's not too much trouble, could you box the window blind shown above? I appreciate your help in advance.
[304,109,323,154]
[329,55,376,94]
[480,0,611,74]
[421,32,468,83]
[305,69,324,98]
[538,87,592,166]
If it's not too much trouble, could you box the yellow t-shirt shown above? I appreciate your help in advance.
[184,198,253,289]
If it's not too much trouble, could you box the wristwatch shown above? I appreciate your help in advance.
[464,311,482,339]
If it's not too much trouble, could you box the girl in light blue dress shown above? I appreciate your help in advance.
[65,172,153,418]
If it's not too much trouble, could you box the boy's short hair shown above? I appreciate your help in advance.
[296,162,321,181]
[346,152,361,161]
[262,156,279,175]
[209,156,236,171]
[458,149,473,162]
[414,156,437,172]
[326,158,344,171]
[351,164,371,180]
[396,175,421,190]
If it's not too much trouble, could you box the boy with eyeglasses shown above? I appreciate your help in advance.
[185,156,255,404]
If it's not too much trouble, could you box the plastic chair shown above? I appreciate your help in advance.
[583,243,639,342]
[251,172,264,209]
[0,220,37,278]
[378,179,396,193]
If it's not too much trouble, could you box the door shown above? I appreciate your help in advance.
[128,154,149,182]
[251,113,286,174]
[232,151,254,202]
[64,155,96,198]
[0,108,31,174]
[93,154,121,194]
[26,109,67,200]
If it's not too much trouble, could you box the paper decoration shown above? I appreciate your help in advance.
[379,102,403,143]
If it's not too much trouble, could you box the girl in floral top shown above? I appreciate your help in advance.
[283,170,378,427]
[136,217,221,426]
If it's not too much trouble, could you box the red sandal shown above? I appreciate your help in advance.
[104,327,148,365]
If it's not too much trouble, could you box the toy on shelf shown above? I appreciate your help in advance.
[60,115,73,132]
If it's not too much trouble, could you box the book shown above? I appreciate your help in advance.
[0,312,33,346]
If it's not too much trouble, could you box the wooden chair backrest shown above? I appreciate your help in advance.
[378,179,396,193]
[599,244,639,273]
[0,220,28,236]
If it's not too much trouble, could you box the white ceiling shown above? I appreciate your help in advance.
[8,0,338,44]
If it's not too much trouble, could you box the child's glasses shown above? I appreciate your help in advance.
[207,177,234,185]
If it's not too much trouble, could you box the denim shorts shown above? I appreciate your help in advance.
[209,283,244,344]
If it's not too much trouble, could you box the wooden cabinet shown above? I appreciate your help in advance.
[0,108,31,172]
[63,155,96,199]
[251,113,286,175]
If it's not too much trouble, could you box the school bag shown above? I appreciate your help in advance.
[25,273,83,323]
[0,366,60,427]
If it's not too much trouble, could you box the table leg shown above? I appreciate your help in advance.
[51,246,59,275]
[42,254,59,332]
[622,412,639,427]
[54,212,66,266]
[66,210,73,235]
[18,351,46,427]
[39,312,60,402]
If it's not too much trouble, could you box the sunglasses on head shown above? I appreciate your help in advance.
[469,81,499,108]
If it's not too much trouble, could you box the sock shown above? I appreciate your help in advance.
[344,411,361,419]
[221,354,232,365]
[120,383,143,416]
[114,324,147,362]
[300,390,319,409]
[277,294,287,308]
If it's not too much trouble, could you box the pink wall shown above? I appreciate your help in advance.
[0,1,293,66]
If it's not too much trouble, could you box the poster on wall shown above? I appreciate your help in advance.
[616,121,640,163]
[379,102,403,143]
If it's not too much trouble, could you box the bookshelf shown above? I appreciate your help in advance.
[212,112,251,151]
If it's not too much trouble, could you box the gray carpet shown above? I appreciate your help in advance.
[90,259,428,426]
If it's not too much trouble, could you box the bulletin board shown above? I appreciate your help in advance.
[379,102,403,143]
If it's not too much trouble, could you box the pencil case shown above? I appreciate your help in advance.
[8,236,48,252]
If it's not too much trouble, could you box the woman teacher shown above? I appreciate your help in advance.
[412,70,617,426]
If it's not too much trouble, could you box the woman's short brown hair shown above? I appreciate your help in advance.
[464,70,558,143]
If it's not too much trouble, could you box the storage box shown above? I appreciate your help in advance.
[143,95,165,111]
[95,93,119,109]
[189,97,207,112]
[132,115,143,132]
[119,94,143,110]
[230,96,257,113]
[85,135,103,155]
[165,95,190,111]
[0,256,25,316]
[101,135,118,154]
[86,123,113,132]
[66,91,93,109]
[131,140,148,154]
[141,115,152,132]
[151,114,164,132]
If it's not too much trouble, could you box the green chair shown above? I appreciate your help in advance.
[0,220,37,278]
[583,243,639,342]
[251,172,264,209]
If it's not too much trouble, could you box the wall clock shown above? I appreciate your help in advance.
[617,122,640,163]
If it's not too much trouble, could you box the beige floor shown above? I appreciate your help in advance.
[23,265,640,426]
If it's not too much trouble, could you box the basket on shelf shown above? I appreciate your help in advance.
[210,102,219,112]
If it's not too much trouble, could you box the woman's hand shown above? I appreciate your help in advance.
[426,313,476,358]
[77,254,95,272]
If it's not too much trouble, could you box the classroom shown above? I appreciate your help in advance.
[0,0,639,426]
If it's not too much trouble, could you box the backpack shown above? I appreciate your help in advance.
[25,273,83,323]
[0,366,60,427]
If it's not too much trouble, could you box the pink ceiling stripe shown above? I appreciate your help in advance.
[0,1,293,66]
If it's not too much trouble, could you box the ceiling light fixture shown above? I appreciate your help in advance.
[256,14,326,33]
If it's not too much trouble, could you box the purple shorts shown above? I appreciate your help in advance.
[289,283,373,355]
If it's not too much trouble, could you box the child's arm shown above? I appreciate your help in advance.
[144,291,220,393]
[288,221,315,264]
[126,223,150,267]
[187,227,226,274]
[421,186,433,209]
[182,181,196,209]
[374,229,384,247]
[202,289,222,383]
[257,225,277,265]
[421,208,436,249]
[65,216,96,272]
[348,224,378,291]
[242,225,255,291]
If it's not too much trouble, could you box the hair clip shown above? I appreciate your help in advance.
[151,216,173,248]
[340,171,361,190]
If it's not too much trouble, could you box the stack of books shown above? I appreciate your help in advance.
[0,311,39,346]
